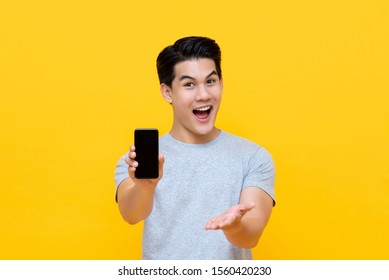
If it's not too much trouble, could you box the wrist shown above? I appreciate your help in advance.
[222,220,242,235]
[134,180,158,194]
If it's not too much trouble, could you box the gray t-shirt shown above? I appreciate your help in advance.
[114,130,275,260]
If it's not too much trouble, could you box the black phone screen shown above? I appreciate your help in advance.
[134,129,159,179]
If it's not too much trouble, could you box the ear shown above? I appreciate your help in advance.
[160,83,173,104]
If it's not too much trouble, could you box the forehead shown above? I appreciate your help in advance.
[173,58,217,80]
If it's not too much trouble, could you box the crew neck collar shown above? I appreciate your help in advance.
[167,130,224,146]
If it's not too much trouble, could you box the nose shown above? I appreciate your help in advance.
[195,84,211,102]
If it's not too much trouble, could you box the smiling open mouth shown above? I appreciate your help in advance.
[193,105,212,119]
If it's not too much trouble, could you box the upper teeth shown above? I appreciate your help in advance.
[196,106,211,111]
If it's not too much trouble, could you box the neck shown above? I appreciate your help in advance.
[169,127,221,144]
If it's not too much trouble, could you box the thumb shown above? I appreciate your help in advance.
[158,153,165,179]
[239,202,256,215]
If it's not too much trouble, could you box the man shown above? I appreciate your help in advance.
[114,36,275,259]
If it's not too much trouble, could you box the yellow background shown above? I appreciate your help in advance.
[1,0,388,259]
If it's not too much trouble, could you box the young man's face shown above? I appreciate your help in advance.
[161,58,223,144]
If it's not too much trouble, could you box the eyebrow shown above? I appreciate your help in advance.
[179,70,218,81]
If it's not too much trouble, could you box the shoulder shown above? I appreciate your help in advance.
[221,131,274,166]
[221,131,265,154]
[158,133,170,148]
[159,133,170,142]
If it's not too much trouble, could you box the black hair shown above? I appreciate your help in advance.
[156,36,222,87]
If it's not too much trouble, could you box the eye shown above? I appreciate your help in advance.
[184,82,195,88]
[207,79,216,84]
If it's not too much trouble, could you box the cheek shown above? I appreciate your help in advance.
[173,98,192,114]
[212,90,222,102]
[174,94,193,107]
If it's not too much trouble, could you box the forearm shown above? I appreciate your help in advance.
[223,217,263,248]
[117,179,156,224]
[223,187,273,248]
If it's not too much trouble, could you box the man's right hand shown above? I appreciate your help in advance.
[125,145,165,191]
[117,145,165,224]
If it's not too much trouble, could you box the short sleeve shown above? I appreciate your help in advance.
[114,153,129,202]
[242,147,276,205]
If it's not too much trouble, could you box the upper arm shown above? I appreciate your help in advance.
[114,153,131,202]
[239,186,273,232]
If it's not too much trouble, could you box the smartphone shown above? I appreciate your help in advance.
[134,128,159,179]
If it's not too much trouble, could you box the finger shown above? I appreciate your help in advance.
[235,202,256,216]
[159,153,164,164]
[125,157,138,168]
[204,218,217,230]
[128,166,136,179]
[128,145,136,159]
[125,154,138,179]
[158,153,165,179]
[129,151,136,159]
[205,215,228,230]
[208,220,223,230]
[205,214,223,227]
[205,221,219,230]
[241,202,256,214]
[218,215,237,228]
